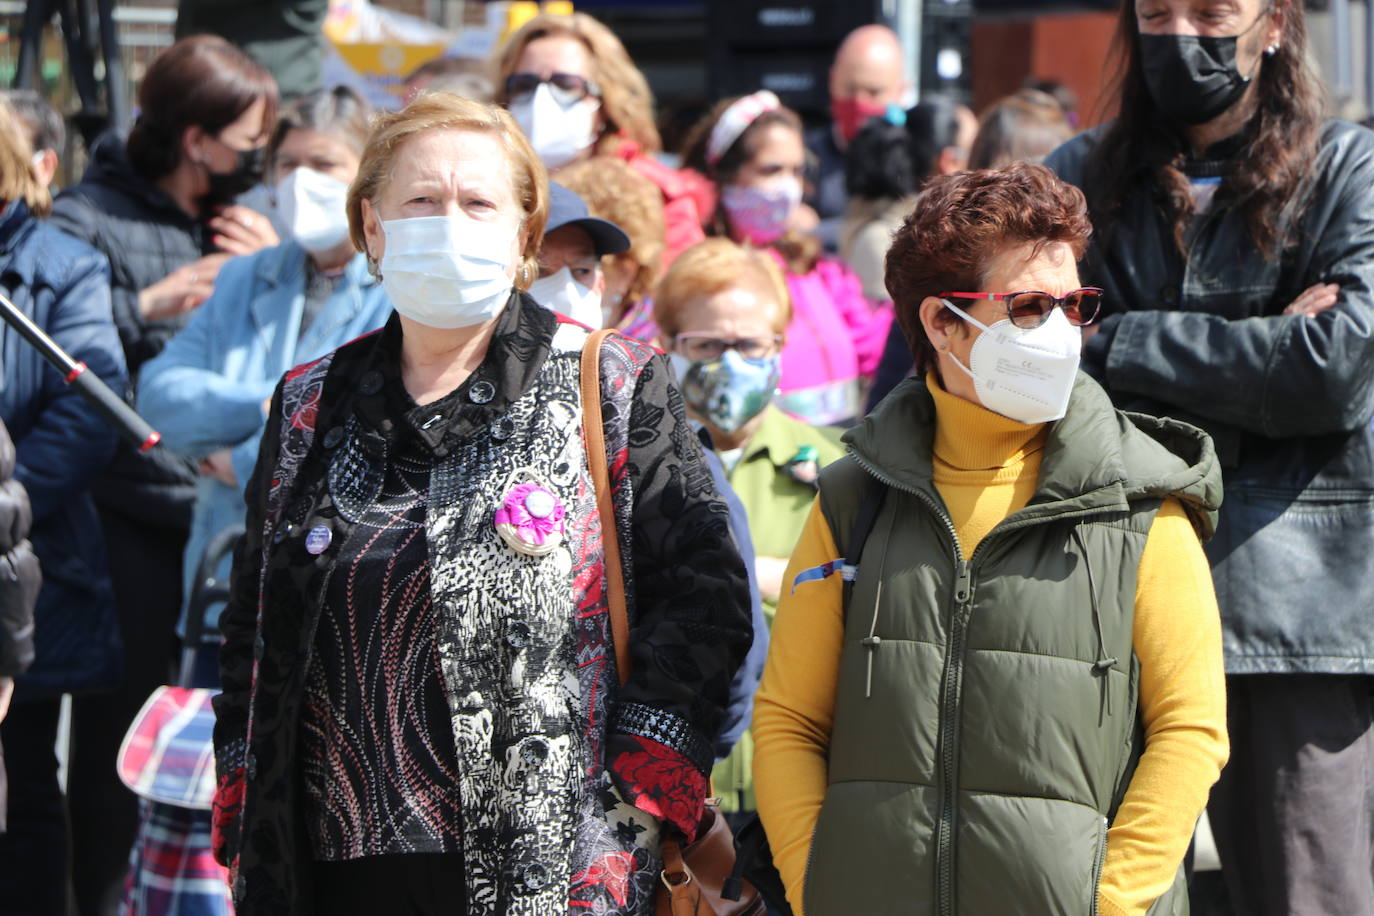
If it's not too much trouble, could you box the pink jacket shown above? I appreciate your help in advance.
[776,254,893,425]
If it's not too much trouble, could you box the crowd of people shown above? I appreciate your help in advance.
[0,0,1370,914]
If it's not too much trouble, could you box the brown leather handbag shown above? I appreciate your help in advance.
[581,330,766,916]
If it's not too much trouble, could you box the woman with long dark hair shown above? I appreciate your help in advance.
[47,34,279,911]
[1046,1,1374,912]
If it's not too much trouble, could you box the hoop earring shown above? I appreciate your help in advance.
[366,256,382,282]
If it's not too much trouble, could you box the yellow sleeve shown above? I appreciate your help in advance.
[1097,498,1230,916]
[752,498,845,916]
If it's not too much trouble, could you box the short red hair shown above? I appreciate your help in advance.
[885,162,1092,370]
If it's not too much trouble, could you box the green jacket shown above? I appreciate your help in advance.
[713,406,845,812]
[806,374,1220,916]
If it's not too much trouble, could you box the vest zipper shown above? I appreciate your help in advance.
[846,452,968,916]
[1091,816,1108,916]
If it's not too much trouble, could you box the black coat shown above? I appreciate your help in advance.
[0,202,125,694]
[49,132,200,529]
[213,301,752,913]
[1048,118,1374,674]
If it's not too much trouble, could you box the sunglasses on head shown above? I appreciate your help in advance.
[939,288,1104,329]
[504,72,600,106]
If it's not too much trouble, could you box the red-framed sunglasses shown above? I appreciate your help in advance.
[940,287,1104,329]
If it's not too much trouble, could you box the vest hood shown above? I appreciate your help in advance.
[847,372,1222,540]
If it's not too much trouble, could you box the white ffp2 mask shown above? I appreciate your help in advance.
[277,167,351,253]
[509,83,600,170]
[942,299,1082,424]
[379,216,516,330]
[528,266,603,328]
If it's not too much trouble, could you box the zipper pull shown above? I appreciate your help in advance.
[954,560,972,605]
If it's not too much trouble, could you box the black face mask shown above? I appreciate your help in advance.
[204,144,266,205]
[1139,32,1258,126]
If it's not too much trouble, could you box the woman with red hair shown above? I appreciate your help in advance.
[753,163,1228,916]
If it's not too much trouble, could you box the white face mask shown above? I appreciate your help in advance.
[378,216,516,330]
[509,83,600,170]
[941,299,1082,424]
[528,266,603,328]
[277,167,352,253]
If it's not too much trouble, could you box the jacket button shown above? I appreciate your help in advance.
[272,523,292,544]
[469,380,496,404]
[323,427,345,449]
[1160,286,1179,306]
[519,737,549,767]
[505,621,532,649]
[521,862,549,891]
[358,371,383,396]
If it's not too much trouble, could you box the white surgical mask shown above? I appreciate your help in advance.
[941,299,1081,424]
[277,167,351,253]
[528,266,603,328]
[509,83,600,170]
[379,216,516,330]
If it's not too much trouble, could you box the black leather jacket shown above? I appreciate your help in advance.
[1048,118,1374,675]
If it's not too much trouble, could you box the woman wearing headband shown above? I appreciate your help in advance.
[684,92,891,427]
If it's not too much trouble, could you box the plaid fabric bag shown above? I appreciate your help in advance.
[117,687,217,808]
[121,800,233,916]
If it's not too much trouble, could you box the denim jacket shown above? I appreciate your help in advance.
[1048,119,1374,674]
[138,242,391,634]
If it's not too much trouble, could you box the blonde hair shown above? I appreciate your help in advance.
[556,155,664,315]
[654,239,792,341]
[0,100,49,217]
[346,93,549,289]
[491,12,661,155]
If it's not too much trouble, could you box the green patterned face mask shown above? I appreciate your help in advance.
[672,349,782,434]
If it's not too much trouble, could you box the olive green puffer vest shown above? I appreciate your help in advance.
[804,375,1221,916]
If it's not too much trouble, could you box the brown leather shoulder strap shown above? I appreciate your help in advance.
[580,328,631,686]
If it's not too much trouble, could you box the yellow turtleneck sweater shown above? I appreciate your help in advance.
[752,375,1228,916]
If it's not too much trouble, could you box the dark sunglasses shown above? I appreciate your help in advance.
[939,287,1104,329]
[504,72,601,106]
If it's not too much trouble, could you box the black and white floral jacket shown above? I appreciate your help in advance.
[210,294,752,915]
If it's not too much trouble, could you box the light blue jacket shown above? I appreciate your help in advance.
[139,242,391,633]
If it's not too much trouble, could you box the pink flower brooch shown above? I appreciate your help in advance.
[494,472,566,557]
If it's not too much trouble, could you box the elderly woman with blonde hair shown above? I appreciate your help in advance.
[653,238,844,827]
[210,93,751,916]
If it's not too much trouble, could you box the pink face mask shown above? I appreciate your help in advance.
[721,179,803,246]
[831,96,890,145]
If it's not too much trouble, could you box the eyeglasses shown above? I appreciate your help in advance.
[504,72,601,106]
[939,287,1103,329]
[675,333,782,362]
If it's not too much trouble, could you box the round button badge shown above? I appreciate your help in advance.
[305,525,332,555]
